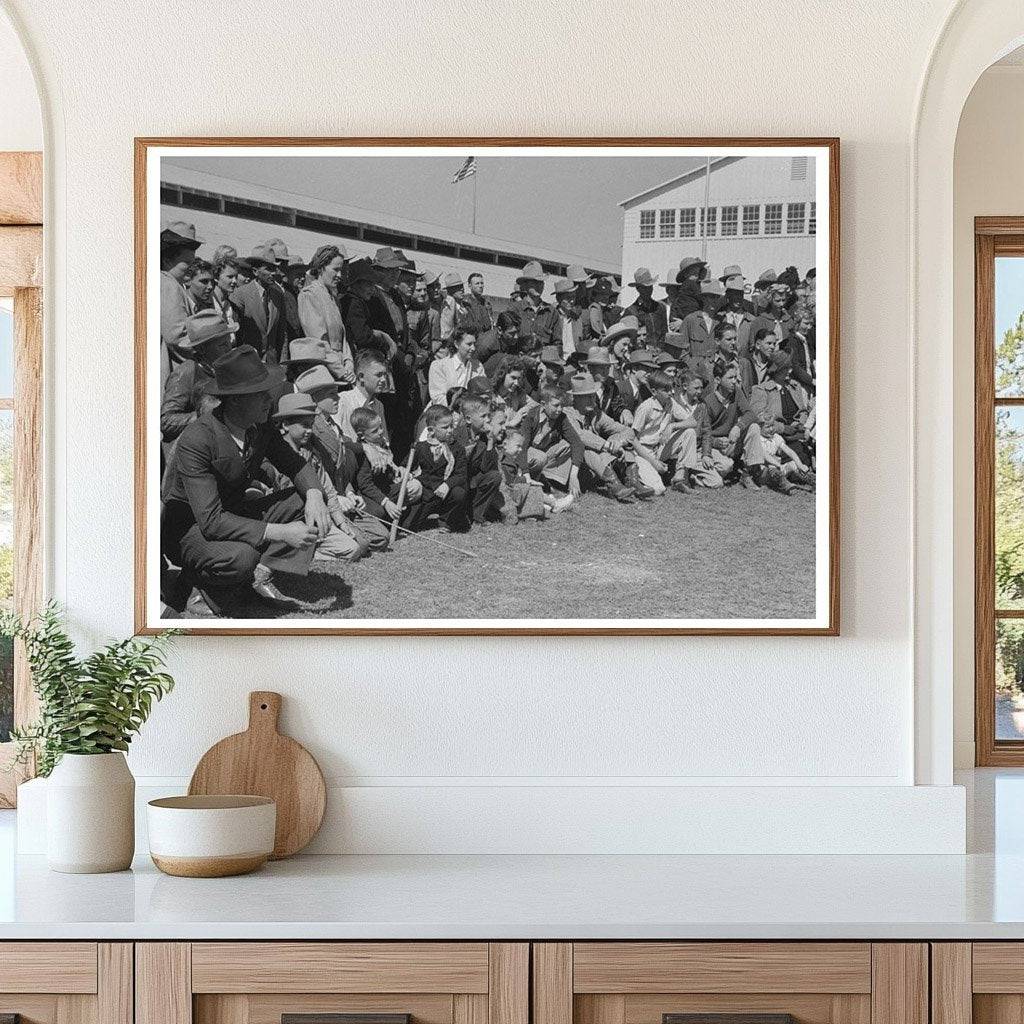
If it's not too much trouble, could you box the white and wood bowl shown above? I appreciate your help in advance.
[147,795,276,878]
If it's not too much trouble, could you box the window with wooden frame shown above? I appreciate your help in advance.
[0,151,43,806]
[975,218,1024,764]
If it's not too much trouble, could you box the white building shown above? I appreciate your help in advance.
[618,155,817,287]
[159,164,619,309]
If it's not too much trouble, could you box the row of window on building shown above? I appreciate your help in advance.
[638,202,817,241]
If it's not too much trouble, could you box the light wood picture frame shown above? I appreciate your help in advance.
[135,137,839,636]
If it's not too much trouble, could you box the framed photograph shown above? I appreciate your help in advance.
[135,137,839,636]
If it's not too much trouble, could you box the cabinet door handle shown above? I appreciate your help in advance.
[283,1015,411,1024]
[664,1016,797,1024]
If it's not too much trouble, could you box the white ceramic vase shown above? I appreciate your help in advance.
[46,752,135,873]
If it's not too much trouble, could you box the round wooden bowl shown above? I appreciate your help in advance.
[147,795,276,878]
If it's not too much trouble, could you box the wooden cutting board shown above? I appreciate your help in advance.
[188,691,326,859]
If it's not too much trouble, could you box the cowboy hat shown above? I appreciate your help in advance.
[282,338,332,366]
[273,392,318,421]
[592,275,618,294]
[628,348,659,369]
[516,260,545,285]
[421,270,441,287]
[570,372,599,396]
[552,277,576,295]
[160,221,202,251]
[718,264,743,282]
[755,268,778,287]
[180,310,233,351]
[248,244,279,268]
[629,267,658,288]
[701,280,725,297]
[539,345,564,367]
[206,346,278,396]
[294,365,341,395]
[565,264,592,285]
[723,274,746,292]
[265,238,291,264]
[677,256,707,277]
[442,271,463,290]
[372,246,406,269]
[603,316,640,346]
[585,345,612,366]
[655,351,680,368]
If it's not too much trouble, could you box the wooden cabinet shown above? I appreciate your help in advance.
[931,943,1024,1024]
[136,943,528,1024]
[532,944,928,1024]
[0,942,132,1024]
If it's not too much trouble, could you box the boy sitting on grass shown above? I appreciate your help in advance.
[272,392,372,563]
[630,370,700,496]
[350,405,422,528]
[761,421,816,494]
[459,393,503,524]
[499,429,570,521]
[412,404,469,532]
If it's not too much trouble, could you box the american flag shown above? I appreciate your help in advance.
[451,156,477,184]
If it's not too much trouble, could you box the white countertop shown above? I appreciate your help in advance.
[1,849,1023,940]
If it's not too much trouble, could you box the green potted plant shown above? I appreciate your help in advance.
[2,603,177,873]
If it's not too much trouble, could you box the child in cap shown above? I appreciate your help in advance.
[272,393,375,562]
[630,370,701,496]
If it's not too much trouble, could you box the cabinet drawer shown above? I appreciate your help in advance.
[191,943,491,993]
[139,942,528,1024]
[572,944,872,994]
[534,944,925,1024]
[0,942,98,993]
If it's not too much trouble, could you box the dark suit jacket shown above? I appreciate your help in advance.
[230,280,288,362]
[785,328,816,391]
[412,440,468,500]
[510,299,556,354]
[669,280,702,322]
[622,296,668,346]
[162,411,319,547]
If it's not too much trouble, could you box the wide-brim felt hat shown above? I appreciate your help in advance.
[516,260,545,285]
[539,345,564,366]
[591,275,618,293]
[678,256,707,276]
[719,264,743,282]
[656,352,680,367]
[181,310,234,351]
[723,274,746,292]
[585,345,612,366]
[373,246,407,269]
[570,372,599,396]
[552,277,576,295]
[282,338,332,366]
[160,221,202,251]
[566,263,592,285]
[443,271,463,289]
[629,268,658,288]
[206,346,279,396]
[248,244,280,268]
[603,316,640,345]
[294,364,342,395]
[701,280,725,297]
[628,348,660,368]
[422,270,441,287]
[272,392,318,420]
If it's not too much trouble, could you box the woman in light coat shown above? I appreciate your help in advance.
[298,244,355,384]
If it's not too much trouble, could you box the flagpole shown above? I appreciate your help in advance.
[700,156,712,263]
[472,165,478,235]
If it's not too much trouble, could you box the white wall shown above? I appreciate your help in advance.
[0,8,40,151]
[0,0,974,852]
[952,65,1024,767]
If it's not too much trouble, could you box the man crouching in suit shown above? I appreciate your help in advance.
[160,345,331,618]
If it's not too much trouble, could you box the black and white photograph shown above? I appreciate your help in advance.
[137,140,837,635]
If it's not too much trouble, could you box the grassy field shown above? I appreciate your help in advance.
[186,484,817,622]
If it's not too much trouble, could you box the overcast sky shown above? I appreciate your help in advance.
[165,154,708,265]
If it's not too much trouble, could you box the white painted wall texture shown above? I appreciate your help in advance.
[0,0,996,851]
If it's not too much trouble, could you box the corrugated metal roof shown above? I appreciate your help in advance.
[159,163,619,275]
